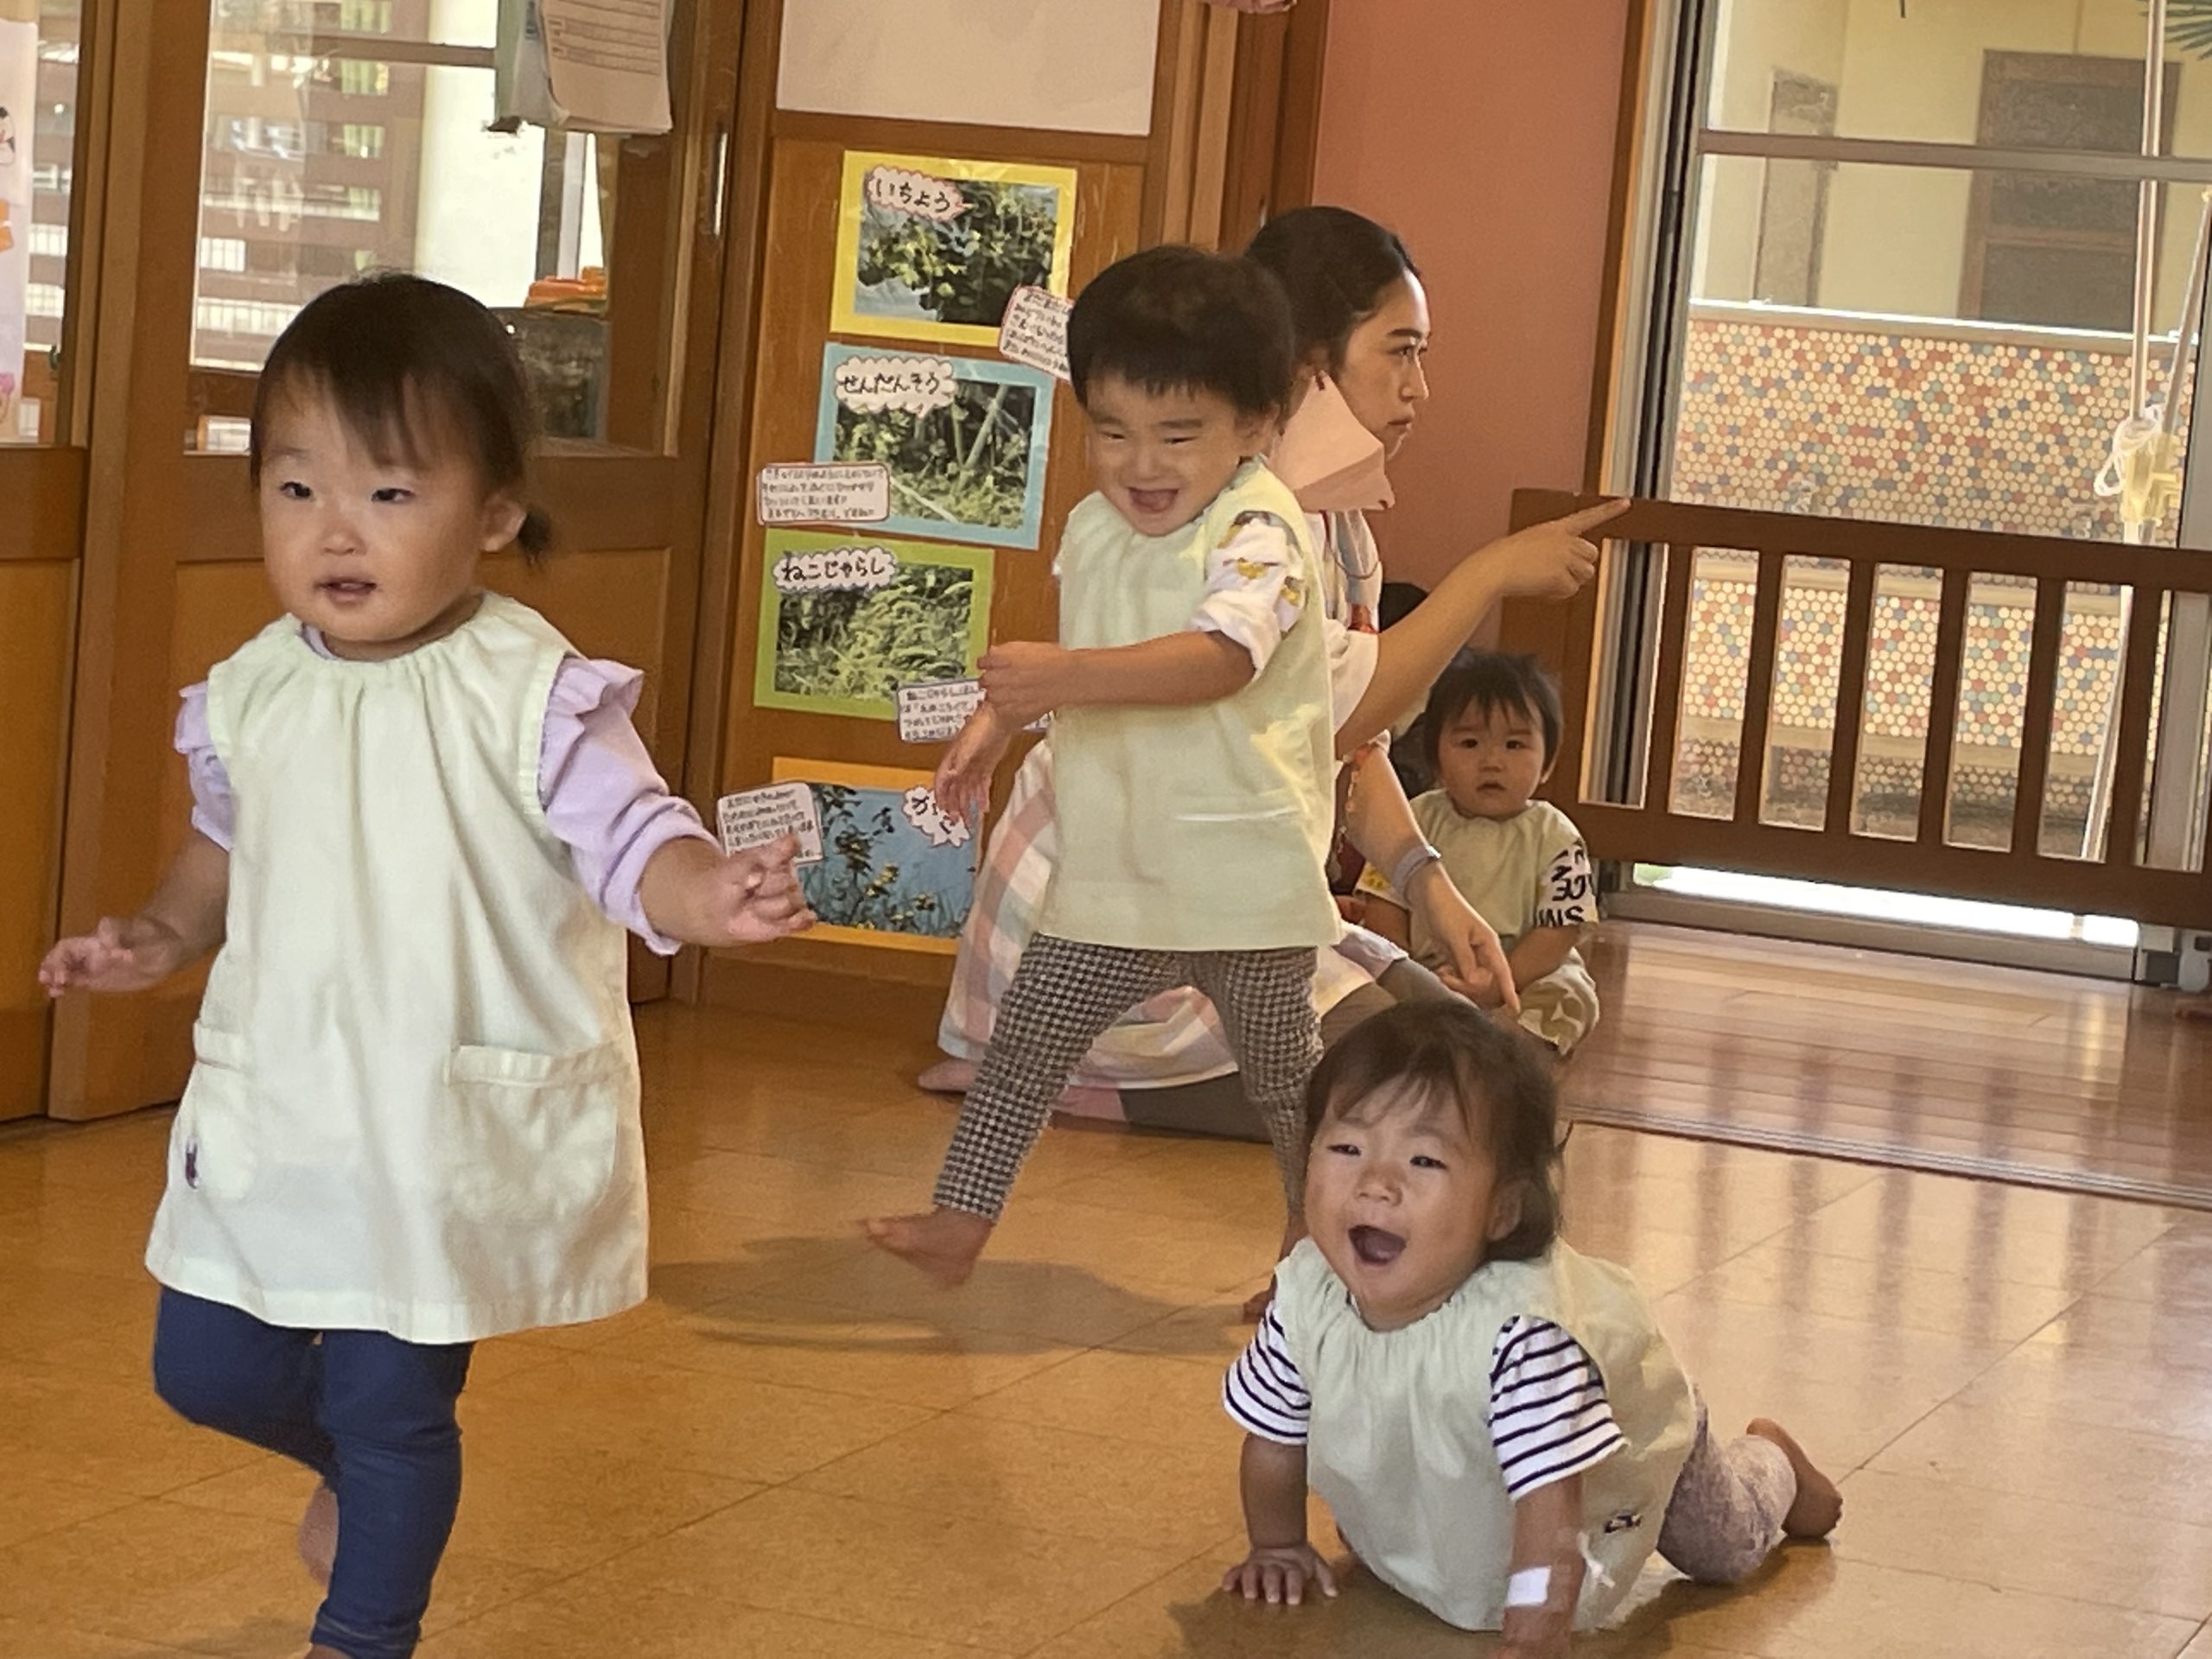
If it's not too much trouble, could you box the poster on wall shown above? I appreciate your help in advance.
[0,17,35,441]
[814,342,1052,550]
[754,527,994,721]
[768,757,976,952]
[830,150,1077,348]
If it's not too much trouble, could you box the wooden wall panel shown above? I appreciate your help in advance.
[0,562,79,1121]
[700,130,1146,1006]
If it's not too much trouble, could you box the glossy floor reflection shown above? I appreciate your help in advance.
[3,988,2210,1656]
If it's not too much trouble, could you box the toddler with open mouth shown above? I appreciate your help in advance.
[1221,1002,1840,1654]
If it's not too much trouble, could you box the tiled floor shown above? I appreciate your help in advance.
[4,993,2212,1656]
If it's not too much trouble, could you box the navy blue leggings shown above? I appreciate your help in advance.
[151,1289,473,1659]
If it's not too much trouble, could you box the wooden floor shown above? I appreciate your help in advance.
[6,939,2212,1655]
[1567,923,2212,1205]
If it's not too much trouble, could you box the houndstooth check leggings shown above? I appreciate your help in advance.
[933,934,1321,1221]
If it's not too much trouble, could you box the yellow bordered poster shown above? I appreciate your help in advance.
[830,150,1078,348]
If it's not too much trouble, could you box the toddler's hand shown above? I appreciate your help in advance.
[934,703,1013,827]
[39,917,188,997]
[1221,1542,1338,1606]
[1483,500,1624,602]
[701,837,815,945]
[1405,871,1521,1017]
[977,641,1077,730]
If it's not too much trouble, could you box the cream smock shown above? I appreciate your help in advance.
[1045,461,1340,954]
[143,593,647,1345]
[1359,794,1601,1052]
[1273,1237,1698,1632]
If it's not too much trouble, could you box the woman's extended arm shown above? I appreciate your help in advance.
[1336,501,1624,754]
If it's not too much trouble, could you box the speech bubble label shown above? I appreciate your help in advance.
[895,678,987,744]
[832,353,958,416]
[997,286,1072,382]
[902,785,972,849]
[716,782,825,865]
[756,462,892,526]
[864,164,967,224]
[771,543,901,594]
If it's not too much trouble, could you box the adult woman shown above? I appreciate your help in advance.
[924,207,1620,1131]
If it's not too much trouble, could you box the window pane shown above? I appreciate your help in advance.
[2,2,82,445]
[1942,574,2030,851]
[1672,547,1758,819]
[1851,565,1941,841]
[1678,154,2202,543]
[192,0,630,447]
[1759,555,1848,830]
[1706,2,2212,156]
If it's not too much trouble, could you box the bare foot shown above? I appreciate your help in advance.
[296,1482,337,1587]
[862,1208,993,1287]
[917,1058,976,1095]
[1748,1418,1843,1539]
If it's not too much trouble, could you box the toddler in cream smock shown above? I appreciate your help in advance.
[41,276,811,1659]
[1221,1002,1841,1652]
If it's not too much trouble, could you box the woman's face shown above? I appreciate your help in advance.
[1331,273,1431,458]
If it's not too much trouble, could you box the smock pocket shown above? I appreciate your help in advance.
[175,1023,258,1202]
[1166,789,1313,885]
[442,1041,626,1224]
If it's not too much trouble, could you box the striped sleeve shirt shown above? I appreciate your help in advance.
[1222,1304,1624,1498]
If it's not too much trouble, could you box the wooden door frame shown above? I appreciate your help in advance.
[45,0,211,1121]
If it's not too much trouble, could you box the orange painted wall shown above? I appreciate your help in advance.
[1308,0,1631,591]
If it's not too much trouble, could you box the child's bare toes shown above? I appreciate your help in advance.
[1749,1418,1842,1539]
[861,1209,992,1287]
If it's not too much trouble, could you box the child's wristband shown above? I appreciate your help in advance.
[1389,842,1442,896]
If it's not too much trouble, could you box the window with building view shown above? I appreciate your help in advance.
[192,0,615,442]
[1,1,83,444]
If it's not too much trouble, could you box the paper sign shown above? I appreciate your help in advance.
[832,353,957,416]
[996,286,1071,381]
[495,0,673,135]
[756,462,891,526]
[716,783,824,865]
[902,785,972,849]
[771,542,900,594]
[864,163,966,222]
[897,678,986,743]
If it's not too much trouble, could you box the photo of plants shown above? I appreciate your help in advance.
[854,179,1064,331]
[813,346,1052,550]
[831,151,1077,348]
[753,529,993,721]
[769,760,977,952]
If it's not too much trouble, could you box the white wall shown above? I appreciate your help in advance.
[776,0,1162,137]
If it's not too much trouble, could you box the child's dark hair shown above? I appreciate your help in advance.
[249,274,551,560]
[1421,651,1565,779]
[1308,1001,1560,1260]
[1244,205,1420,373]
[1066,245,1295,422]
